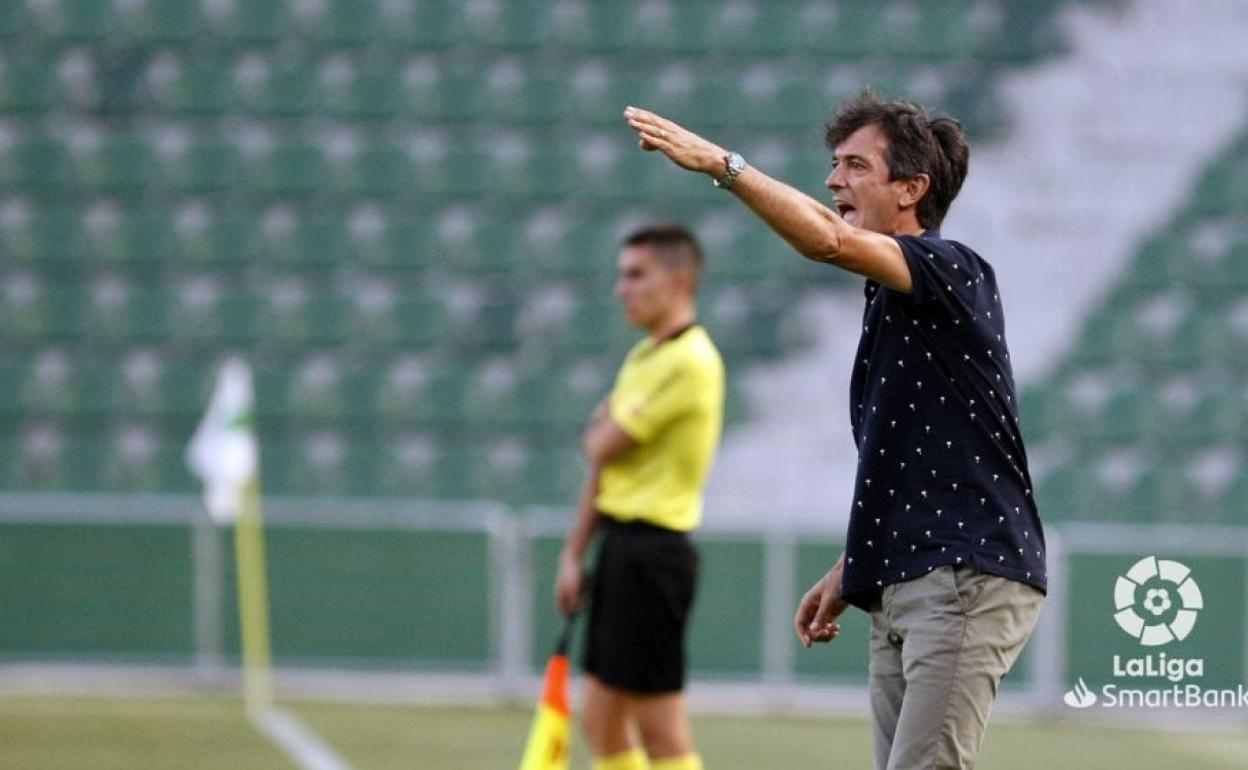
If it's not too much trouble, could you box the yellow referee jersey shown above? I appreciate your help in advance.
[596,325,724,532]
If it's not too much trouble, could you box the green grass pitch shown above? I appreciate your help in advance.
[2,695,1246,769]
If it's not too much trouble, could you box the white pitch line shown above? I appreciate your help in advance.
[250,707,355,770]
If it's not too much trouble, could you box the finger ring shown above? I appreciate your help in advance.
[660,129,667,138]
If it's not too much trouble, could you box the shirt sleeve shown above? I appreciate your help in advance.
[610,360,697,444]
[893,234,980,319]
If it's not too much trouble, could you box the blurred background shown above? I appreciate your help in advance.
[3,0,1248,767]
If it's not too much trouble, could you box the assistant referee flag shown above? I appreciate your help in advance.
[519,616,574,770]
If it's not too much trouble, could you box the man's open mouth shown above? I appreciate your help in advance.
[836,201,856,217]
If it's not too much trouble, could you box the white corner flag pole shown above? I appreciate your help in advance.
[186,357,272,714]
[187,359,352,770]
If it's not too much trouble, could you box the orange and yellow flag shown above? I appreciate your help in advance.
[519,625,573,770]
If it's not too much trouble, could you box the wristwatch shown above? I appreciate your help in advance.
[714,152,747,189]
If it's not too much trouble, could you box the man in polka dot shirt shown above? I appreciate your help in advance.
[627,92,1046,769]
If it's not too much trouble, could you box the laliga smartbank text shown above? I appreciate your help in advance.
[1063,556,1248,710]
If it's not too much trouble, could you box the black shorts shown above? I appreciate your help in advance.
[583,516,699,695]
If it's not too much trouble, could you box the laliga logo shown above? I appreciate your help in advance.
[1113,556,1203,646]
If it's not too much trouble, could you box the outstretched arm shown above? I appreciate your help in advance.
[624,106,912,293]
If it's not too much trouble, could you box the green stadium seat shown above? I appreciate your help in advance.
[551,3,638,52]
[2,204,87,265]
[0,136,76,194]
[1169,386,1246,448]
[42,434,111,490]
[129,0,202,46]
[8,289,90,344]
[382,297,454,351]
[178,207,257,267]
[513,446,586,505]
[243,68,320,117]
[1120,465,1199,523]
[405,60,487,121]
[412,146,491,197]
[354,211,436,270]
[87,288,175,347]
[1217,469,1248,523]
[1085,386,1162,447]
[248,142,330,197]
[259,292,352,350]
[262,436,352,496]
[1165,307,1246,374]
[216,0,289,45]
[165,136,243,194]
[1064,307,1149,370]
[385,365,472,430]
[332,141,412,197]
[42,0,118,42]
[153,60,237,116]
[464,0,553,50]
[248,209,347,267]
[1035,457,1100,521]
[382,0,463,49]
[485,68,570,125]
[454,299,522,354]
[797,0,887,58]
[435,210,527,274]
[325,68,403,121]
[557,300,638,356]
[428,441,494,500]
[0,1,30,39]
[87,207,176,265]
[716,3,802,56]
[991,0,1068,62]
[0,57,60,113]
[909,0,981,60]
[78,135,157,195]
[305,0,381,47]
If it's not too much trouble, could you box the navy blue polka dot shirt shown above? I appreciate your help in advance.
[839,231,1047,610]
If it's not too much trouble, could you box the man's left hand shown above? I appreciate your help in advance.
[624,106,726,177]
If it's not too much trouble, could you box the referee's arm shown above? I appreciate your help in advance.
[581,402,637,466]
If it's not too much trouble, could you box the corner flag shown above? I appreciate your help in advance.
[187,357,258,523]
[186,358,273,713]
[519,614,576,770]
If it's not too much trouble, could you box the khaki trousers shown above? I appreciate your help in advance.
[868,566,1044,770]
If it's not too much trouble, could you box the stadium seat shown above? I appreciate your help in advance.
[248,208,347,267]
[0,136,76,194]
[177,207,257,267]
[304,0,381,48]
[41,0,117,42]
[87,207,176,265]
[248,142,331,198]
[0,57,60,113]
[165,135,243,194]
[216,0,289,46]
[2,204,87,265]
[129,0,202,47]
[513,445,587,506]
[331,140,413,198]
[324,68,403,121]
[153,60,237,116]
[551,3,639,52]
[0,1,29,40]
[383,0,464,49]
[242,67,320,118]
[78,134,158,195]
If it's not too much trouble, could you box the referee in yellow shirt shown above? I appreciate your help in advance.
[555,223,724,770]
